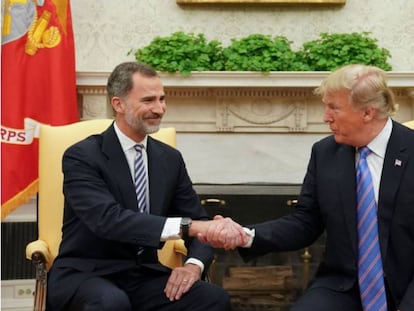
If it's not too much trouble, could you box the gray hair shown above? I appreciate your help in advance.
[107,62,159,100]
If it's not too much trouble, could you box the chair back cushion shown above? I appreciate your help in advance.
[404,120,414,129]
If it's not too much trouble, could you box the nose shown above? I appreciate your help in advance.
[152,99,166,114]
[323,108,332,123]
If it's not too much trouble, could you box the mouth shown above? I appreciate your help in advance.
[145,114,162,122]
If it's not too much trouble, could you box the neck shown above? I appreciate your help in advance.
[359,118,388,147]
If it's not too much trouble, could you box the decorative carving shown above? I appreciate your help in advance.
[76,72,414,132]
[77,86,112,120]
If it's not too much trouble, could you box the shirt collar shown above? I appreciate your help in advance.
[366,117,393,159]
[113,122,148,152]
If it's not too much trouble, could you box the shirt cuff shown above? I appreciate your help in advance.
[185,258,205,274]
[242,227,255,248]
[160,217,181,241]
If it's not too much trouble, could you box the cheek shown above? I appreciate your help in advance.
[338,117,362,134]
[159,102,167,112]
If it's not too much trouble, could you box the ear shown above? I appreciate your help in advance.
[363,105,377,122]
[111,97,124,113]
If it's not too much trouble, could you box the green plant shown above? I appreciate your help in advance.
[129,31,392,74]
[299,32,392,71]
[129,31,224,76]
[222,34,308,72]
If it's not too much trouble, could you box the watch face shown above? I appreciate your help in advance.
[182,217,192,226]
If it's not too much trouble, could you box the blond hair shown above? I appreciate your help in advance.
[314,64,398,119]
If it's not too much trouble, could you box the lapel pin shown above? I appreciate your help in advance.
[394,159,402,167]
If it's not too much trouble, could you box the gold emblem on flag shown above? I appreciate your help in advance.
[26,10,61,55]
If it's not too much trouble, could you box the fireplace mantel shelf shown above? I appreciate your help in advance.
[76,71,414,134]
[76,71,414,88]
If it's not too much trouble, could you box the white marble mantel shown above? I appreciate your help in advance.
[76,71,414,185]
[77,71,414,88]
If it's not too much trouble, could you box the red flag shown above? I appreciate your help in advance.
[1,0,79,219]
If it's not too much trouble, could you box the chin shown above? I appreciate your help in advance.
[333,134,345,144]
[145,125,160,134]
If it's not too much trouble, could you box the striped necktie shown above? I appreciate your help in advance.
[356,146,387,311]
[134,144,147,213]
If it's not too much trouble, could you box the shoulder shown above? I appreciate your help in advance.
[148,136,180,153]
[65,134,103,154]
[147,136,184,162]
[394,120,414,137]
[312,135,340,153]
[64,125,114,154]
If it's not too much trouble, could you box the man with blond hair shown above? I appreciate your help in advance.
[201,64,414,311]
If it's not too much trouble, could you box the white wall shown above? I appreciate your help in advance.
[70,0,414,184]
[71,0,414,72]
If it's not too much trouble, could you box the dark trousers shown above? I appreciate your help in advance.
[290,281,397,311]
[65,266,230,311]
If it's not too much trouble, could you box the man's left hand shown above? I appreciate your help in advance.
[164,263,201,301]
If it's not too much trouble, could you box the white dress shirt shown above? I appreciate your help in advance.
[361,117,392,203]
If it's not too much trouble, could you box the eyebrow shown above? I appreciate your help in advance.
[141,95,157,101]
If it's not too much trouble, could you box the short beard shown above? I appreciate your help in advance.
[125,113,160,135]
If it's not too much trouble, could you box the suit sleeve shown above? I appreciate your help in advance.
[165,149,215,270]
[62,140,166,248]
[239,142,325,261]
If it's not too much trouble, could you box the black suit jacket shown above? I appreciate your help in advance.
[240,121,414,310]
[47,124,213,310]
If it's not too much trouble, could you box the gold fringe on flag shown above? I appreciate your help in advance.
[1,180,38,220]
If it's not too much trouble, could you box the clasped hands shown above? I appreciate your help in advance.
[195,215,250,250]
[165,216,248,301]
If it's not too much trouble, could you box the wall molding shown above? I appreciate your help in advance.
[76,71,414,133]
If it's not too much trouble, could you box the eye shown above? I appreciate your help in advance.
[327,104,340,113]
[141,97,154,103]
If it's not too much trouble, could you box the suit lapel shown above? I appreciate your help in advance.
[147,138,170,216]
[101,125,138,211]
[336,144,358,258]
[378,122,408,258]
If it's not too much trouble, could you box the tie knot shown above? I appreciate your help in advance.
[134,144,144,153]
[358,146,371,160]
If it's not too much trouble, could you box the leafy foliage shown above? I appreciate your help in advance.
[299,32,392,71]
[221,34,307,72]
[130,31,392,74]
[130,32,224,76]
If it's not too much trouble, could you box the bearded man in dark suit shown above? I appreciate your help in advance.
[46,62,242,311]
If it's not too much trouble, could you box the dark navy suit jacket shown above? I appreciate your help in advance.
[47,124,213,310]
[240,121,414,310]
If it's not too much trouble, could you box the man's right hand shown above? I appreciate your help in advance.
[191,215,250,250]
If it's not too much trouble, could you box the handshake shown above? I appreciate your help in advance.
[190,215,252,250]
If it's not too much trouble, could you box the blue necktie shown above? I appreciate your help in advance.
[134,144,147,213]
[356,146,387,311]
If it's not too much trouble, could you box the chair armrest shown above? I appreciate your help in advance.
[26,240,50,311]
[26,239,51,264]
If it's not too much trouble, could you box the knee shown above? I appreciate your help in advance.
[213,286,231,308]
[194,282,231,310]
[74,289,131,311]
[93,290,131,311]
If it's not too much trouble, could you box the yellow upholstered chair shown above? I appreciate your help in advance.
[404,120,414,129]
[25,119,186,311]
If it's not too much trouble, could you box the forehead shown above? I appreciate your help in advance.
[322,89,350,105]
[131,73,163,88]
